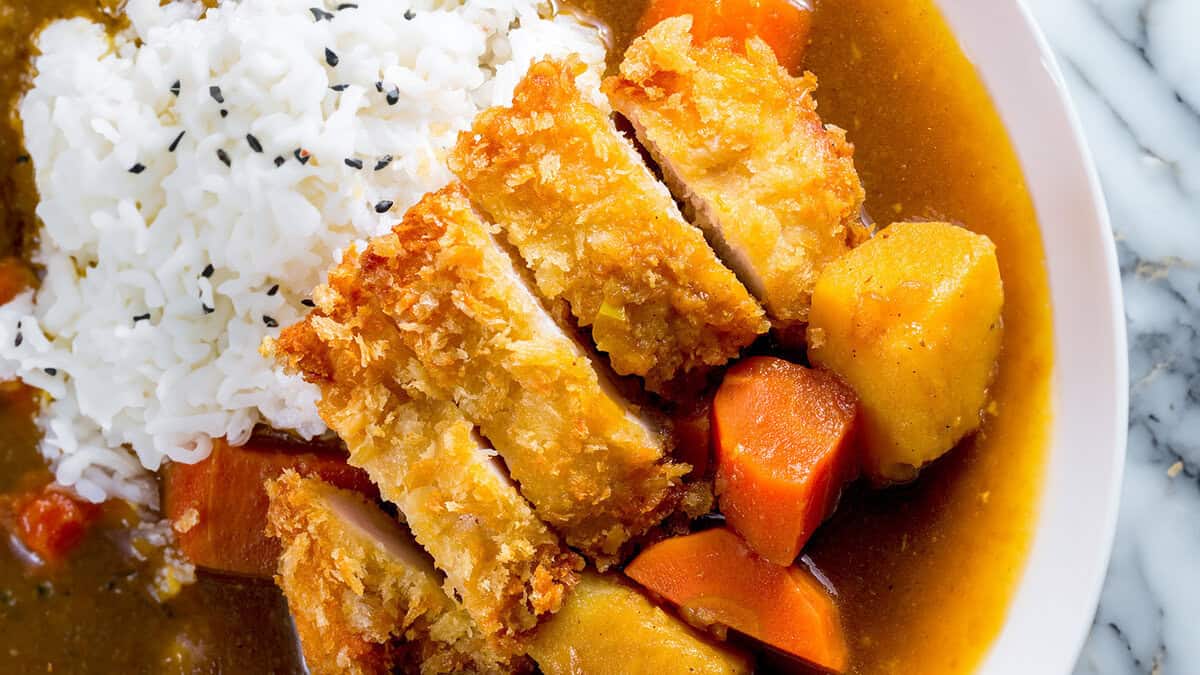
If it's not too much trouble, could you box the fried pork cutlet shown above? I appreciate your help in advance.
[449,57,767,393]
[302,184,687,566]
[604,17,869,340]
[269,312,580,654]
[265,471,510,675]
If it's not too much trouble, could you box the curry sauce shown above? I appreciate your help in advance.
[0,0,1053,673]
[803,2,1053,672]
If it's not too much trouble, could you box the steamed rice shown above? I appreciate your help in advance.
[0,0,606,505]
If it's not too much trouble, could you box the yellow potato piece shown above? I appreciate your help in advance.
[808,221,1004,482]
[530,573,752,675]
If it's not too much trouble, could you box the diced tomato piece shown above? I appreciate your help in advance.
[15,486,101,564]
[163,437,376,578]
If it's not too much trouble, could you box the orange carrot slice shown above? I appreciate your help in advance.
[712,357,859,565]
[163,437,376,577]
[625,527,847,672]
[638,0,814,72]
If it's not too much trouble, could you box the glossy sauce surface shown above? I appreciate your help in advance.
[803,2,1052,672]
[0,0,1053,673]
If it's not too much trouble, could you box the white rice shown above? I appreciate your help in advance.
[0,0,606,506]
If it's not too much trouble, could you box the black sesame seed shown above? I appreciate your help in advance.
[374,155,392,171]
[386,87,399,106]
[337,3,357,8]
[263,315,278,328]
[404,9,416,20]
[301,299,316,308]
[274,156,286,167]
[133,313,151,323]
[375,80,384,93]
[170,80,181,97]
[36,581,52,599]
[129,163,146,174]
[15,154,29,164]
[330,84,349,92]
[201,263,214,278]
[310,7,334,21]
[344,158,363,170]
[294,148,310,165]
[246,134,263,153]
[209,85,224,104]
[13,333,22,348]
[43,367,57,376]
[168,130,185,152]
[216,149,231,167]
[202,303,215,315]
[325,48,339,67]
[220,109,229,118]
[374,200,394,213]
[267,284,279,296]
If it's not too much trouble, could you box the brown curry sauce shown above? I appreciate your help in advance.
[0,0,1053,673]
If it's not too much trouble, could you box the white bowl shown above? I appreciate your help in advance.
[932,1,1129,673]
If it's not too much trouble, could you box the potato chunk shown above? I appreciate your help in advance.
[529,573,751,675]
[807,221,1003,482]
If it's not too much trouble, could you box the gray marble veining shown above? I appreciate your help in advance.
[1022,0,1200,672]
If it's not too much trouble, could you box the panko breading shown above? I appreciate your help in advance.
[265,472,509,675]
[269,308,580,654]
[309,184,687,566]
[604,17,869,340]
[449,57,767,393]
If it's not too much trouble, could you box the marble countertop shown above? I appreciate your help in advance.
[1022,0,1200,673]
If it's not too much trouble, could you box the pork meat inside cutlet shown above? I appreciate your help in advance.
[604,17,870,342]
[305,184,687,567]
[265,471,515,675]
[269,305,580,654]
[449,57,767,394]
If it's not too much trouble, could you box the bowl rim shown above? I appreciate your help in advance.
[930,0,1129,672]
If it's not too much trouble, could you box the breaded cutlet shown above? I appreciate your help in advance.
[309,184,687,566]
[265,472,515,675]
[604,17,869,341]
[269,309,580,654]
[449,57,767,393]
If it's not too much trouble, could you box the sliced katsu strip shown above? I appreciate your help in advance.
[604,17,869,339]
[269,308,581,654]
[265,472,512,675]
[449,57,767,393]
[319,184,687,566]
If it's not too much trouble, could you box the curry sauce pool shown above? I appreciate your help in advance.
[0,0,1054,672]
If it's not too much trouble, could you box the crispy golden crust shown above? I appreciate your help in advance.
[449,58,767,392]
[265,472,503,675]
[296,184,686,566]
[604,17,869,336]
[270,301,580,653]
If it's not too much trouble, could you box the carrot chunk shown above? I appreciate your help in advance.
[712,357,859,565]
[15,486,101,564]
[163,437,376,578]
[625,527,846,672]
[638,0,814,72]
